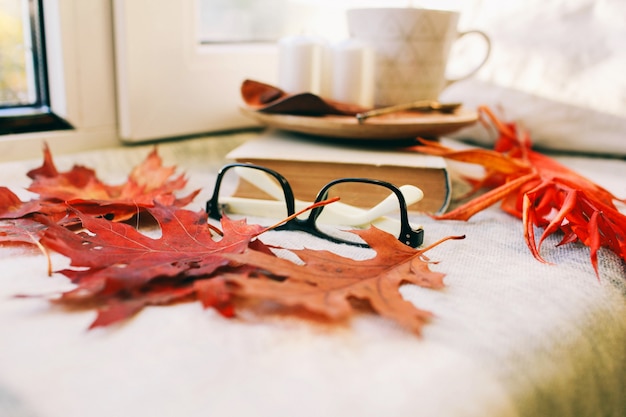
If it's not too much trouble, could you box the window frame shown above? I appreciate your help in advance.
[112,0,278,143]
[0,0,72,135]
[0,0,118,162]
[2,0,423,161]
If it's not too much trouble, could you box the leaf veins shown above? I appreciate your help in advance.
[224,229,463,335]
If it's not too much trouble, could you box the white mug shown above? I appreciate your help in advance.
[347,8,491,107]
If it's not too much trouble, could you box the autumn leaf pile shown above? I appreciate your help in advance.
[1,145,457,335]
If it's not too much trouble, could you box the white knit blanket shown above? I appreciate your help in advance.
[0,132,624,417]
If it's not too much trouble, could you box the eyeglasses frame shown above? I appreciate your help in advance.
[206,162,424,248]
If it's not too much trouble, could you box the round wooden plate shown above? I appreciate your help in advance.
[240,106,478,140]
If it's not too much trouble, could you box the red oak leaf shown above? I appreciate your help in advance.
[0,186,42,219]
[193,277,235,318]
[7,145,465,336]
[0,186,68,220]
[27,144,198,221]
[224,229,463,335]
[0,218,48,246]
[1,187,69,248]
[43,204,264,288]
[41,204,266,327]
[40,200,462,333]
[84,283,197,329]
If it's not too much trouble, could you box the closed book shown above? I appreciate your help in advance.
[226,131,451,214]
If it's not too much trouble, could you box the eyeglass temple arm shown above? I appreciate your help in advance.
[359,184,423,222]
[219,183,423,232]
[219,195,422,238]
[233,166,424,223]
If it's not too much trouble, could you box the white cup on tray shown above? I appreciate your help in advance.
[347,7,491,107]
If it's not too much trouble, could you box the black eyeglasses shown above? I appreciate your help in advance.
[206,163,424,248]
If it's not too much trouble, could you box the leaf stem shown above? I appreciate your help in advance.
[255,197,341,237]
[28,231,52,276]
[207,222,224,237]
[419,234,466,254]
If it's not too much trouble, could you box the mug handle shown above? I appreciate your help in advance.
[445,30,491,87]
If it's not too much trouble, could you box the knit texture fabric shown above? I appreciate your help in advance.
[1,133,624,417]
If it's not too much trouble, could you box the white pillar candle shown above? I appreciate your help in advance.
[318,43,333,100]
[277,35,325,94]
[330,39,375,108]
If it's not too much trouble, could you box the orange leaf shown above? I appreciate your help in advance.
[224,229,463,335]
[412,106,626,277]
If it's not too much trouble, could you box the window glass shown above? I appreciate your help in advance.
[197,0,460,44]
[0,0,35,107]
[0,0,74,136]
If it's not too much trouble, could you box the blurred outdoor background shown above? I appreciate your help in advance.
[0,0,33,107]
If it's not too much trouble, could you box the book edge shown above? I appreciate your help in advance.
[226,132,447,170]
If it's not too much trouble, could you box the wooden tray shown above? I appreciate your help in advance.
[240,106,478,140]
